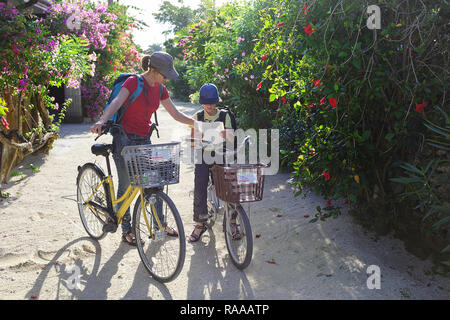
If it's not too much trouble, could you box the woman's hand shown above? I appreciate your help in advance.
[90,121,104,135]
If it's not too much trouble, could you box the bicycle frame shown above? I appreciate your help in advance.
[85,174,165,236]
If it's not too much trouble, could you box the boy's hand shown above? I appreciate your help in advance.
[221,129,234,141]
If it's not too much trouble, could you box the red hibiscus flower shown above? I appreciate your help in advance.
[327,199,333,206]
[320,96,326,105]
[323,171,331,180]
[277,22,285,28]
[303,4,309,15]
[415,101,427,112]
[256,81,262,90]
[262,54,267,62]
[329,98,338,108]
[1,117,9,130]
[304,24,316,35]
[281,97,286,104]
[306,104,314,108]
[313,79,323,86]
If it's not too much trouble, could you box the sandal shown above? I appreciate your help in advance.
[230,221,241,240]
[188,224,207,243]
[122,230,144,246]
[164,226,179,238]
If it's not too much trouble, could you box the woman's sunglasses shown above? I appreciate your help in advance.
[156,70,168,80]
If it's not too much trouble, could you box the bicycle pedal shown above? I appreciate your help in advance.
[103,222,118,233]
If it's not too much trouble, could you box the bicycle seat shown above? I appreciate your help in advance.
[91,143,113,157]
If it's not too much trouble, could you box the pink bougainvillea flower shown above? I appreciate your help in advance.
[277,22,285,28]
[415,101,427,112]
[303,4,309,15]
[323,171,331,180]
[266,259,277,264]
[256,81,262,90]
[329,98,338,108]
[313,79,323,86]
[1,117,10,130]
[304,24,316,35]
[11,44,20,55]
[320,96,326,105]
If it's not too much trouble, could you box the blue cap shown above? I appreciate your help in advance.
[199,83,219,104]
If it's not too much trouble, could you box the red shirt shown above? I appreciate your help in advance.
[120,75,169,136]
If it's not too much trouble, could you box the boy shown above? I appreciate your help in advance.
[188,83,234,242]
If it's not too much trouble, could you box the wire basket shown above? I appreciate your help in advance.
[211,163,266,203]
[121,142,180,188]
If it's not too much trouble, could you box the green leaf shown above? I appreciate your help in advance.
[398,163,423,176]
[389,177,423,184]
[385,133,395,141]
[431,205,450,214]
[441,244,450,253]
[433,216,450,229]
[423,122,450,137]
[352,58,361,70]
[269,94,277,102]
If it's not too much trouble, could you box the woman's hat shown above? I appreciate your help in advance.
[150,51,179,80]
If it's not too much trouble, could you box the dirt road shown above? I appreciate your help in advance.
[0,100,449,300]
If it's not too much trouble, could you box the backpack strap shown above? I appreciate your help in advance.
[197,110,205,122]
[116,74,144,124]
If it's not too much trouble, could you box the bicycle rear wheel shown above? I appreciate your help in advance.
[76,163,111,240]
[223,203,253,270]
[133,189,185,282]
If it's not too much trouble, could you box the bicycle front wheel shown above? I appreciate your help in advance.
[76,163,110,240]
[133,189,186,282]
[223,203,253,270]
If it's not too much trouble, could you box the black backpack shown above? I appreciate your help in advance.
[196,107,237,131]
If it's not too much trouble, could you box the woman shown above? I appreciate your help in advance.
[90,51,195,245]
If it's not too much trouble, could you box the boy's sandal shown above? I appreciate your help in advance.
[122,230,144,246]
[230,222,241,240]
[188,224,207,243]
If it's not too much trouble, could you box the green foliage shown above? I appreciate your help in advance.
[164,0,449,257]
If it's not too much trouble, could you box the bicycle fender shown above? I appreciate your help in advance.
[76,162,107,184]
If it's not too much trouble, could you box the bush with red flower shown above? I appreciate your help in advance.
[168,0,449,259]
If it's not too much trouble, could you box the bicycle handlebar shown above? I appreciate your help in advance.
[94,121,131,141]
[184,135,251,157]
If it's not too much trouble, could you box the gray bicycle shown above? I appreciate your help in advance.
[186,136,266,269]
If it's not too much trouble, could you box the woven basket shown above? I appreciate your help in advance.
[211,164,266,203]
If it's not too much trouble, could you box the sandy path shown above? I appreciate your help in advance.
[0,99,449,300]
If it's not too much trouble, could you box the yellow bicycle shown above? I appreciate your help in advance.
[76,122,185,282]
